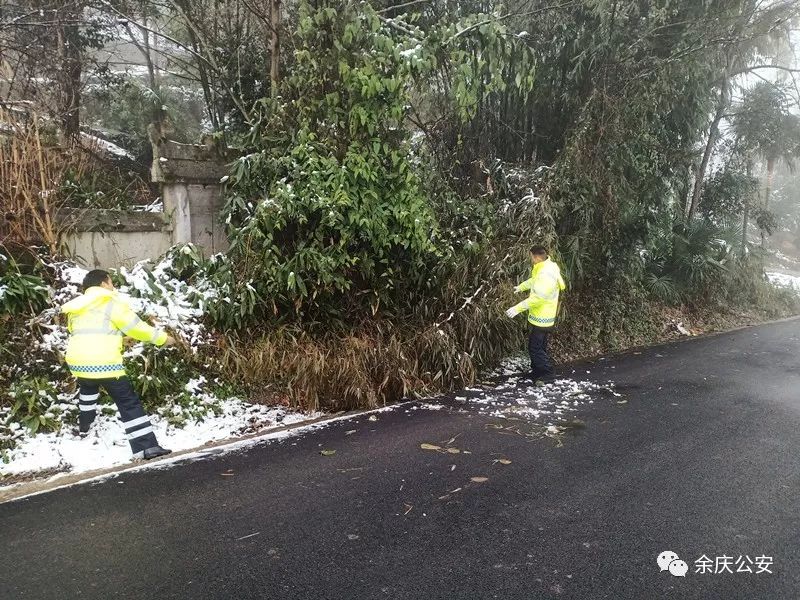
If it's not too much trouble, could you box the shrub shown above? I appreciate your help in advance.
[3,377,62,434]
[219,3,443,329]
[0,253,50,316]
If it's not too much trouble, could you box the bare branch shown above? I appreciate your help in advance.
[377,0,434,14]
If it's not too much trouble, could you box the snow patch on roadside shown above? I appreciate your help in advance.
[446,377,616,428]
[482,353,530,378]
[767,271,800,292]
[1,400,317,477]
[1,405,404,502]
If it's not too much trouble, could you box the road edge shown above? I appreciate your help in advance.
[0,403,404,504]
[4,313,799,504]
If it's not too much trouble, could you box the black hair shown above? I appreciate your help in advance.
[530,246,548,258]
[82,269,111,291]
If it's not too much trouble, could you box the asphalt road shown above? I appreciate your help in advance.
[3,319,800,600]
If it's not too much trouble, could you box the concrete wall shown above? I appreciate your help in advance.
[59,140,231,269]
[66,230,173,269]
[60,209,172,269]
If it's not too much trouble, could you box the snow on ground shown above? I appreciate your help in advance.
[1,406,400,501]
[767,271,800,292]
[483,353,530,377]
[1,400,317,477]
[1,251,320,481]
[459,376,614,427]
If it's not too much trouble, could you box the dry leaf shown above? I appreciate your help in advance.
[320,449,336,456]
[368,415,378,421]
[345,430,357,435]
[470,477,488,483]
[420,443,441,451]
[498,459,512,465]
[446,448,461,454]
[220,473,235,476]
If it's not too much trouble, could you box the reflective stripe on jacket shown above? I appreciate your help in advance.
[62,287,167,379]
[510,258,566,328]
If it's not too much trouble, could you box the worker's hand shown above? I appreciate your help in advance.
[163,335,177,347]
[505,307,519,318]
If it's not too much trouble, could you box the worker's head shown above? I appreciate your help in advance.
[530,246,548,265]
[82,269,114,292]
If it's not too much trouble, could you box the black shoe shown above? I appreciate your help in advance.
[142,446,173,460]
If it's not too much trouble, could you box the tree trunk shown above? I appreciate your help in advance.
[57,2,84,144]
[742,161,752,257]
[687,69,730,221]
[761,156,775,248]
[270,0,281,96]
[138,17,165,135]
[687,104,724,220]
[764,157,775,211]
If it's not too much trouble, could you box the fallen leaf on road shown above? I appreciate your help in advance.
[347,534,359,541]
[368,415,378,421]
[470,477,488,483]
[450,465,456,471]
[345,430,357,435]
[320,449,337,456]
[446,448,461,454]
[220,473,235,476]
[403,503,413,515]
[420,443,441,451]
[616,400,628,404]
[497,459,512,465]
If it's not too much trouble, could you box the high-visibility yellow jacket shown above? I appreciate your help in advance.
[62,287,167,379]
[510,258,566,328]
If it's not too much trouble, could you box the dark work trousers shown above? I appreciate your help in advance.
[77,377,159,455]
[528,324,555,380]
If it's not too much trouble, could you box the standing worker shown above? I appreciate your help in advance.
[505,246,566,384]
[62,269,175,460]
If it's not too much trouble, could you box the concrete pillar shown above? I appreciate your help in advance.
[151,139,230,257]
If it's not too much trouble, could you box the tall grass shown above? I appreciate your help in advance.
[213,300,524,412]
[0,108,86,252]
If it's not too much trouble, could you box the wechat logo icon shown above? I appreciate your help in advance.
[658,550,688,577]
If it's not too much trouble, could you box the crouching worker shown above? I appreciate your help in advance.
[62,269,175,460]
[505,246,566,384]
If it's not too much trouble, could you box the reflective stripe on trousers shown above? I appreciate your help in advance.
[77,377,159,454]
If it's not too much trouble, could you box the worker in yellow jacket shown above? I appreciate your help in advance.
[505,246,566,383]
[62,269,175,460]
